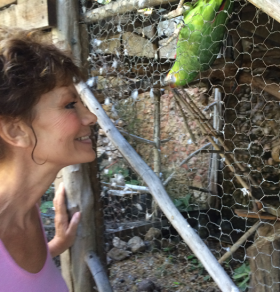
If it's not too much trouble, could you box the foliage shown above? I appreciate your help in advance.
[186,254,211,281]
[40,201,53,213]
[187,254,205,275]
[156,255,175,277]
[103,165,129,180]
[125,179,139,185]
[43,185,55,201]
[173,194,191,212]
[232,263,251,291]
[102,164,140,185]
[45,186,54,196]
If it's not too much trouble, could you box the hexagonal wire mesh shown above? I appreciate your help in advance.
[81,0,280,291]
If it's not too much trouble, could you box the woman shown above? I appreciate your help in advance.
[0,27,97,291]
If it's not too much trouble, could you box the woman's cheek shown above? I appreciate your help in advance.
[52,112,80,133]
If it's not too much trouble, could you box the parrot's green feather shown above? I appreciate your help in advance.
[168,0,234,87]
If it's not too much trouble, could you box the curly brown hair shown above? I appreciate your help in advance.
[0,26,85,159]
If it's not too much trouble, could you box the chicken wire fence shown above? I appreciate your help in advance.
[80,0,280,291]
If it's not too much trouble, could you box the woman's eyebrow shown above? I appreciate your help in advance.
[61,91,78,100]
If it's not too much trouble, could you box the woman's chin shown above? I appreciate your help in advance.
[78,151,96,164]
[62,152,96,167]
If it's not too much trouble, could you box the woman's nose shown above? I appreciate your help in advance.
[80,103,97,126]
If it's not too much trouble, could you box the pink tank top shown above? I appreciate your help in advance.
[0,211,69,292]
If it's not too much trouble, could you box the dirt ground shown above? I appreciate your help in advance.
[109,250,222,292]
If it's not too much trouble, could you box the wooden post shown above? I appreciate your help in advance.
[52,1,106,291]
[247,221,280,292]
[83,0,180,23]
[61,165,96,291]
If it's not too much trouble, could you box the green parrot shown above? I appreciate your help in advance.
[165,0,234,87]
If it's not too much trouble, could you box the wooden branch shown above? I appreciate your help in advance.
[200,149,224,154]
[203,101,224,112]
[108,189,140,196]
[218,221,261,264]
[178,89,259,190]
[172,89,259,210]
[101,182,150,193]
[161,137,171,143]
[102,181,211,194]
[152,23,159,60]
[153,89,161,176]
[85,251,113,292]
[75,81,239,292]
[152,89,161,219]
[239,72,280,101]
[163,7,185,19]
[189,186,211,193]
[174,97,197,145]
[160,23,183,48]
[163,0,192,20]
[177,0,184,9]
[208,88,222,209]
[247,0,280,25]
[163,143,212,187]
[0,0,16,9]
[173,89,218,138]
[83,0,179,23]
[119,129,156,146]
[235,209,280,221]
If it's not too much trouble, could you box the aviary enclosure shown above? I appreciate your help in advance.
[79,0,280,291]
[2,0,280,291]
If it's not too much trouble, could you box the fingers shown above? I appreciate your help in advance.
[66,212,81,240]
[53,182,67,219]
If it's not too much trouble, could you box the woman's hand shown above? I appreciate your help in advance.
[48,182,81,258]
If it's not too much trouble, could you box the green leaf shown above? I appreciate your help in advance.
[173,199,183,208]
[238,275,250,287]
[122,169,129,177]
[182,194,191,207]
[203,275,211,281]
[233,272,248,280]
[40,201,53,213]
[126,180,139,185]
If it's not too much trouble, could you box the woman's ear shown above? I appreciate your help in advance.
[0,117,32,148]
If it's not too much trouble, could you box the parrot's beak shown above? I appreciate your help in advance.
[163,73,176,87]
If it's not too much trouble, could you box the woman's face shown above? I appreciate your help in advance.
[30,84,97,167]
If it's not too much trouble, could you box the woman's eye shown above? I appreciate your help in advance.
[65,101,77,109]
